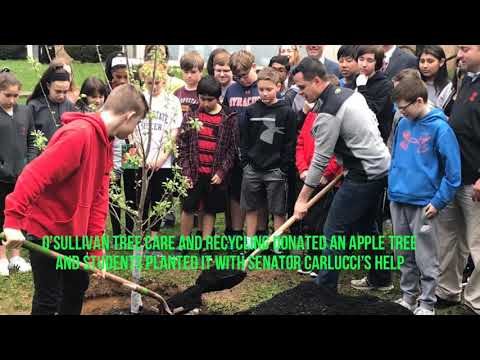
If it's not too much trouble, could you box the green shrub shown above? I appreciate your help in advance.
[0,45,27,60]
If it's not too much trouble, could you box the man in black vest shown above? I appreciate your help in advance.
[293,57,393,293]
[435,45,480,315]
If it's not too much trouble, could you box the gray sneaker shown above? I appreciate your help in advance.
[350,276,394,291]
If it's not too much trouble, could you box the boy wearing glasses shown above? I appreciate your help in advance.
[213,52,235,103]
[177,76,238,243]
[269,55,290,98]
[388,76,461,315]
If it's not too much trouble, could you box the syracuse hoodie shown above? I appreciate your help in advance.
[388,108,461,210]
[4,112,113,256]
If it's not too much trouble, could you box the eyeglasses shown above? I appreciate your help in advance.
[397,100,417,112]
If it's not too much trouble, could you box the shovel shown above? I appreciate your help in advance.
[185,172,345,298]
[0,233,176,315]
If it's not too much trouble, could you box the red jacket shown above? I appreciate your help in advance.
[296,111,343,184]
[4,112,113,256]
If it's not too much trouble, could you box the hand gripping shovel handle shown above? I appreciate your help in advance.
[0,233,174,315]
[243,172,344,271]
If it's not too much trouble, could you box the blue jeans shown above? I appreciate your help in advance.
[314,177,392,290]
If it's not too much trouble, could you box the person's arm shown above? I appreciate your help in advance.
[430,128,462,211]
[281,108,297,173]
[26,106,38,162]
[295,124,308,174]
[216,114,238,181]
[239,107,250,168]
[4,129,86,230]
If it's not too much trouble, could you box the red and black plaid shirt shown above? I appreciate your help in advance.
[177,107,239,186]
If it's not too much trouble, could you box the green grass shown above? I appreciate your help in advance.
[3,59,184,106]
[0,219,472,315]
[0,60,107,96]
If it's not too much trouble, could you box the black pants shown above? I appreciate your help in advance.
[28,235,90,315]
[315,177,392,290]
[109,175,122,236]
[0,181,16,229]
[109,169,138,236]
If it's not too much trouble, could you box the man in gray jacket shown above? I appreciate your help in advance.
[293,57,392,293]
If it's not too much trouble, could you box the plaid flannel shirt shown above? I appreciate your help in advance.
[177,108,239,186]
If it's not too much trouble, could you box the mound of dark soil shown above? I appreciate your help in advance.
[238,281,412,315]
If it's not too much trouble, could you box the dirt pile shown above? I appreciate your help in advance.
[238,281,412,315]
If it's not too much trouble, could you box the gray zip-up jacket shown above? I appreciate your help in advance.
[0,105,37,183]
[28,97,76,141]
[305,85,391,187]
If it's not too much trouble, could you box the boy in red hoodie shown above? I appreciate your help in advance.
[295,107,343,276]
[2,84,148,315]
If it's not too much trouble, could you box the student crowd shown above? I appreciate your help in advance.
[0,45,478,316]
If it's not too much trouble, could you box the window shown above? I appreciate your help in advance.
[183,45,217,60]
[250,45,278,67]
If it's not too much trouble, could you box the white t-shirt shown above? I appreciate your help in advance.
[134,91,183,168]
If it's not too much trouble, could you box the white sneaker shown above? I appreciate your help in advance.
[8,256,32,273]
[414,307,435,315]
[351,276,394,291]
[395,298,417,312]
[0,258,9,276]
[309,271,318,278]
[297,269,311,275]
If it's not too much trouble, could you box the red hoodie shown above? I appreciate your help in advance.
[4,112,113,256]
[296,111,343,184]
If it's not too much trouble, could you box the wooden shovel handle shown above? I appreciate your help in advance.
[0,233,174,316]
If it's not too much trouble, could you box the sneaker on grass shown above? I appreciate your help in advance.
[394,298,417,312]
[8,256,32,273]
[350,276,394,291]
[297,268,311,275]
[414,307,435,315]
